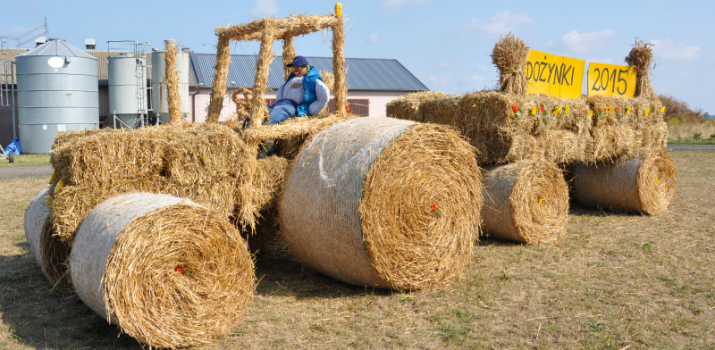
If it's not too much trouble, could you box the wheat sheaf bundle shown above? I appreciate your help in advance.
[625,39,657,100]
[492,33,530,95]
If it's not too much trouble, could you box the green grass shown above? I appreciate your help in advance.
[0,154,51,168]
[0,151,714,349]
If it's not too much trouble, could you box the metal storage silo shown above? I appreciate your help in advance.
[152,40,189,123]
[108,52,147,128]
[16,38,98,153]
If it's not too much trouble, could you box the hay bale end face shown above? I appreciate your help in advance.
[24,187,50,271]
[70,193,255,349]
[481,160,569,244]
[280,117,482,291]
[572,148,676,214]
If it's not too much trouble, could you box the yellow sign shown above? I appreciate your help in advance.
[524,50,585,99]
[587,62,637,97]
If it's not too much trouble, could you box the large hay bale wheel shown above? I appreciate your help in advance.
[24,186,50,272]
[70,193,255,349]
[572,148,676,214]
[481,160,569,244]
[280,117,482,291]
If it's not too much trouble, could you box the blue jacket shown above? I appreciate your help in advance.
[283,66,324,117]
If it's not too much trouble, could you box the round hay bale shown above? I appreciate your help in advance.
[24,186,50,270]
[481,160,569,244]
[573,148,676,214]
[70,193,255,349]
[280,117,482,291]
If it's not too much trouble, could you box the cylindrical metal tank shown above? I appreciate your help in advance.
[16,38,98,153]
[108,53,147,128]
[152,40,189,123]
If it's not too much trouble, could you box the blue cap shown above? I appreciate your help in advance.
[287,55,309,67]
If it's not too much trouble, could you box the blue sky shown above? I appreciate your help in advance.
[2,0,713,113]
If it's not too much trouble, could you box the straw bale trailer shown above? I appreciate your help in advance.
[388,91,592,165]
[280,117,483,291]
[70,193,255,349]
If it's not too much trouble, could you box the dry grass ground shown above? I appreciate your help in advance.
[0,155,50,168]
[0,151,713,349]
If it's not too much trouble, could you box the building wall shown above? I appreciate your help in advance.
[190,89,415,123]
[0,91,19,148]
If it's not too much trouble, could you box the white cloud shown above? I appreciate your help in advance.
[428,73,453,89]
[368,33,380,43]
[651,39,700,61]
[476,64,489,71]
[381,0,430,11]
[588,57,613,64]
[247,0,279,18]
[462,10,534,36]
[2,25,32,36]
[560,29,615,53]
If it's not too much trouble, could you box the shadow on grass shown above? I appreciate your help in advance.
[0,246,142,350]
[253,256,394,299]
[568,201,646,218]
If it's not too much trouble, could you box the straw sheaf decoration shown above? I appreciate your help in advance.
[492,33,530,95]
[572,148,676,214]
[481,160,569,244]
[164,40,184,124]
[625,40,657,99]
[280,117,482,291]
[70,193,255,349]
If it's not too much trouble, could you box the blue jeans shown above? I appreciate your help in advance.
[267,99,299,125]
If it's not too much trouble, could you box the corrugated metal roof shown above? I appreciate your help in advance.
[0,49,199,87]
[191,53,429,91]
[18,39,96,59]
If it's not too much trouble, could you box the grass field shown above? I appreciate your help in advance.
[0,155,50,168]
[0,151,713,349]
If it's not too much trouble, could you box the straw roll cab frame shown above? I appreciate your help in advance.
[280,117,482,291]
[70,193,255,349]
[481,160,569,244]
[572,148,676,215]
[208,12,348,126]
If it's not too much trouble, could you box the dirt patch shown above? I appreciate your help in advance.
[0,165,53,180]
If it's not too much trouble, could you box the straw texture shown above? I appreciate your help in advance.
[70,193,255,349]
[391,91,591,164]
[625,40,657,99]
[49,123,258,246]
[24,186,50,271]
[385,91,451,122]
[281,117,482,291]
[481,160,569,244]
[572,148,676,214]
[492,34,530,95]
[165,40,184,124]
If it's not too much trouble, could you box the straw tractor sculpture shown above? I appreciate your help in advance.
[23,4,490,349]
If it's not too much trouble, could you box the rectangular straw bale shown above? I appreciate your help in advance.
[585,96,663,127]
[636,121,668,149]
[385,91,452,122]
[51,128,166,188]
[587,124,638,161]
[413,92,590,164]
